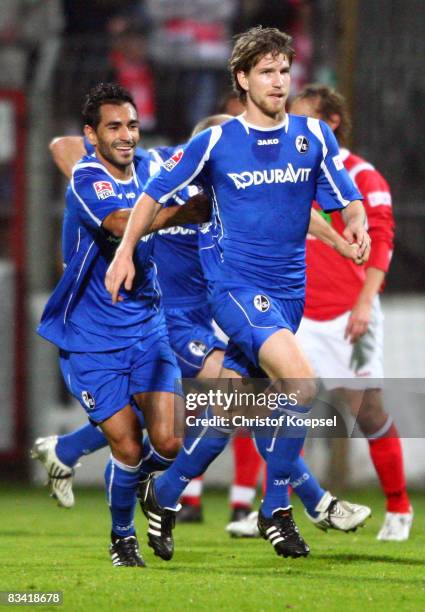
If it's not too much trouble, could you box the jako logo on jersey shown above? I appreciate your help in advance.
[228,164,311,190]
[254,295,270,312]
[189,340,207,357]
[81,391,95,410]
[273,478,290,486]
[164,149,184,171]
[257,138,279,145]
[295,135,309,153]
[93,181,114,200]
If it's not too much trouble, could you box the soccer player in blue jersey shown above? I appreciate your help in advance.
[37,83,210,567]
[33,129,225,516]
[106,28,370,556]
[36,114,370,543]
[106,27,371,562]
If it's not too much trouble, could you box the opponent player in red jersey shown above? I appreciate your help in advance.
[291,84,412,541]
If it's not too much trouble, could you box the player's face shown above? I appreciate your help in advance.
[290,97,322,120]
[239,53,291,122]
[89,103,140,175]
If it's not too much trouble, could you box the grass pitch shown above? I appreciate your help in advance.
[0,486,423,611]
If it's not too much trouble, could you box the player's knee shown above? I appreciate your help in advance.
[293,378,318,407]
[357,389,387,434]
[152,435,181,459]
[113,438,143,466]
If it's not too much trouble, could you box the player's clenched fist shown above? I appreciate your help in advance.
[105,249,135,303]
[343,221,371,263]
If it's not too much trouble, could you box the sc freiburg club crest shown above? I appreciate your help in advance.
[254,295,270,312]
[295,135,309,153]
[189,340,207,357]
[81,391,95,410]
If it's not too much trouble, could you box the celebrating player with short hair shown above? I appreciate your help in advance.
[37,83,210,567]
[105,26,371,562]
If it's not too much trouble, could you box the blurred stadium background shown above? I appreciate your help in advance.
[0,0,424,493]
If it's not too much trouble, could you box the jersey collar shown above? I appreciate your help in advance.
[237,114,289,134]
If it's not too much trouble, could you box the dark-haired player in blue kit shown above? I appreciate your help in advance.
[33,137,225,519]
[37,83,211,568]
[106,27,371,562]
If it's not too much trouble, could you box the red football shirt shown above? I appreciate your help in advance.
[304,148,395,320]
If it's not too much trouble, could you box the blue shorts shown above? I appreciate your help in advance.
[59,326,181,423]
[223,340,265,378]
[164,304,226,378]
[211,283,304,369]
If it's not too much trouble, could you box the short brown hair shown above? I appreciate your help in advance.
[229,27,294,102]
[292,84,352,147]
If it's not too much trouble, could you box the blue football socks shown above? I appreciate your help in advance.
[290,455,325,517]
[105,456,142,538]
[56,424,107,467]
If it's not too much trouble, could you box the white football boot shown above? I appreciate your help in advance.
[31,436,77,508]
[226,511,260,538]
[305,491,371,532]
[377,509,413,541]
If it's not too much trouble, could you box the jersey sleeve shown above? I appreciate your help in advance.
[147,146,200,207]
[143,126,222,205]
[311,120,363,212]
[355,168,395,272]
[70,163,124,231]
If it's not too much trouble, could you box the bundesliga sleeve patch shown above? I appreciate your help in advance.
[332,154,344,171]
[93,181,115,200]
[164,149,184,171]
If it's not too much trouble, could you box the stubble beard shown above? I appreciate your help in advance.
[249,92,286,122]
[97,139,134,173]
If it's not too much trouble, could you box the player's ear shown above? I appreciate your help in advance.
[84,124,97,146]
[328,113,341,132]
[236,71,249,94]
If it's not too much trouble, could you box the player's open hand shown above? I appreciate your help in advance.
[105,249,135,303]
[344,299,372,343]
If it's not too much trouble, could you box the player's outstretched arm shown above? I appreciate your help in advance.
[150,194,211,231]
[105,193,161,303]
[308,209,360,261]
[49,136,86,179]
[342,200,371,262]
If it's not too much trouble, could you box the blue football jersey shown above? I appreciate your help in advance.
[144,114,362,298]
[39,152,163,352]
[148,147,209,308]
[79,141,209,309]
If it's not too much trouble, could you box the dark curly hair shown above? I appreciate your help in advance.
[82,82,136,129]
[229,27,294,102]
